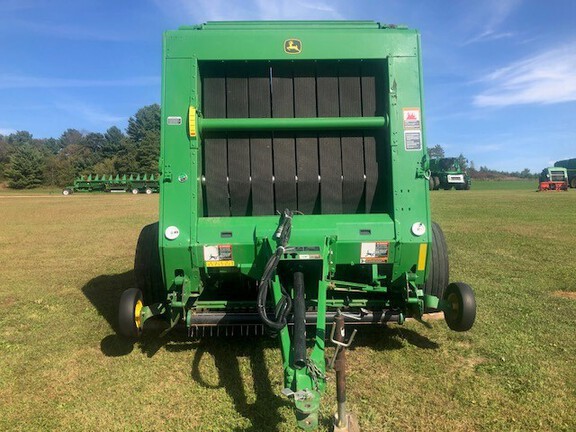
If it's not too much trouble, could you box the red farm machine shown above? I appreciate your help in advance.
[538,167,569,191]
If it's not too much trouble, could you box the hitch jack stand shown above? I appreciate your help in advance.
[330,311,360,432]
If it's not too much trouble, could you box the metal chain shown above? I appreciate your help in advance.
[306,358,325,391]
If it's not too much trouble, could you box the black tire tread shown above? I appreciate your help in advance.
[134,222,165,304]
[424,222,449,308]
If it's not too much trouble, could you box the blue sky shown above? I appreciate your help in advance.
[1,0,575,172]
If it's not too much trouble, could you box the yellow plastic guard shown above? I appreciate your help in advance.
[417,243,428,271]
[189,106,196,137]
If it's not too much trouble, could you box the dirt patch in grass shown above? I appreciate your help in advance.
[422,311,444,321]
[552,291,576,300]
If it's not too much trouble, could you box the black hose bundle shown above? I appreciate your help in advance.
[257,209,294,332]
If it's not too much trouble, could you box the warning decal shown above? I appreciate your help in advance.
[404,131,422,151]
[403,108,421,130]
[204,244,235,267]
[360,241,389,264]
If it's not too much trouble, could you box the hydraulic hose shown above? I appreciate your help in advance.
[257,209,294,333]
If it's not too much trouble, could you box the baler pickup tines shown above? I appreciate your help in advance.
[185,310,403,327]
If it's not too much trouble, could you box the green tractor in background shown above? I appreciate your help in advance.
[554,158,576,188]
[429,157,471,190]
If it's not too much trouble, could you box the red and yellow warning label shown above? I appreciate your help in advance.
[403,108,421,130]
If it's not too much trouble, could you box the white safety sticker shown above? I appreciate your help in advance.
[165,226,180,240]
[204,244,234,267]
[404,130,422,151]
[360,241,389,264]
[167,116,182,125]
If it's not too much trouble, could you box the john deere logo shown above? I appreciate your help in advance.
[284,39,302,54]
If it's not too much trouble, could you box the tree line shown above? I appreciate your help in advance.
[0,104,160,189]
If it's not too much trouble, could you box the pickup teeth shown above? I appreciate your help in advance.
[188,325,266,338]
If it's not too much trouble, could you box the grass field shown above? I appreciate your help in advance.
[468,179,538,190]
[1,185,575,431]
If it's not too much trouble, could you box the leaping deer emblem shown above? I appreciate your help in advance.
[284,39,302,54]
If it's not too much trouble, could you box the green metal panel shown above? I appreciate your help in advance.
[165,24,418,60]
[158,20,434,303]
[159,56,201,294]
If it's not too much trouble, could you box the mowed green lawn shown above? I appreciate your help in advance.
[0,182,575,431]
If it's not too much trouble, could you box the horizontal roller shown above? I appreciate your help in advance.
[199,116,388,134]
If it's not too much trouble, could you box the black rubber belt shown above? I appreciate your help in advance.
[294,64,319,214]
[339,63,365,214]
[226,71,251,216]
[249,69,274,215]
[361,64,380,213]
[317,63,342,214]
[272,64,297,212]
[202,71,229,216]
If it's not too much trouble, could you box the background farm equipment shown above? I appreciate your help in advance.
[429,157,471,190]
[62,174,159,195]
[554,158,576,188]
[538,167,568,191]
[118,21,477,430]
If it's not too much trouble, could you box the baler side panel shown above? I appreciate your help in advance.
[159,56,199,293]
[388,55,431,285]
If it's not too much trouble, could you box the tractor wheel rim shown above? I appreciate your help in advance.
[447,292,460,316]
[134,300,143,329]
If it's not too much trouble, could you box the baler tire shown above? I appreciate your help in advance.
[119,288,144,338]
[571,178,576,188]
[132,188,139,195]
[145,188,153,195]
[444,282,476,332]
[62,189,71,196]
[134,222,165,305]
[429,177,434,191]
[433,177,440,190]
[423,222,449,312]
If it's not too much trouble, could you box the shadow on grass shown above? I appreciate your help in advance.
[350,324,440,351]
[82,269,288,430]
[82,269,175,358]
[83,270,439,430]
[183,337,289,432]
